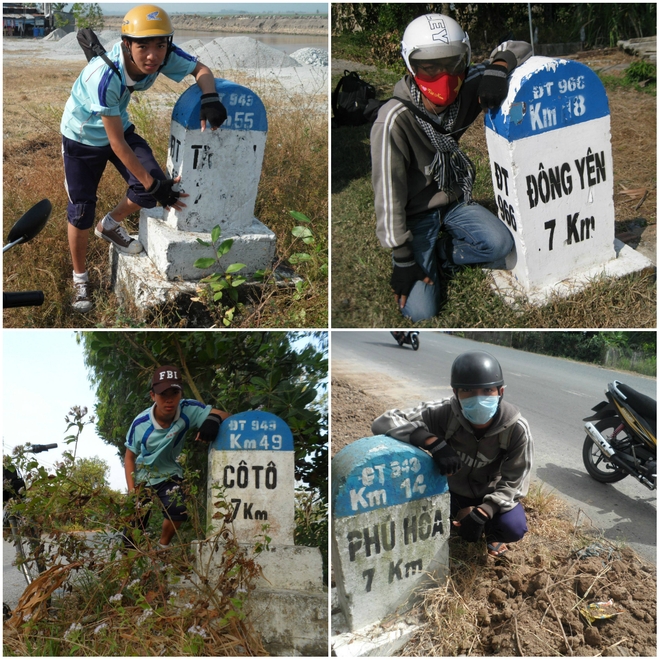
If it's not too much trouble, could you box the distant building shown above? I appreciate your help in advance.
[3,3,74,37]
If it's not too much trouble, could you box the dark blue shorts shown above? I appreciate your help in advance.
[451,492,528,544]
[62,126,166,230]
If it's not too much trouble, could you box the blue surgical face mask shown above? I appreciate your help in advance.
[459,395,500,425]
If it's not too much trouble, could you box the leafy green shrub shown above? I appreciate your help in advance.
[625,60,656,84]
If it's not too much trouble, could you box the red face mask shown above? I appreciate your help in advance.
[415,72,465,107]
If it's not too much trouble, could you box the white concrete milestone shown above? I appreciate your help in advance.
[207,410,295,546]
[198,410,327,656]
[332,436,450,633]
[485,56,653,303]
[113,79,276,310]
[164,80,268,233]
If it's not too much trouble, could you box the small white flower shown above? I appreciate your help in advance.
[128,579,141,589]
[93,622,108,635]
[183,603,194,609]
[23,613,32,622]
[136,608,153,625]
[109,593,122,603]
[64,622,83,639]
[187,625,207,637]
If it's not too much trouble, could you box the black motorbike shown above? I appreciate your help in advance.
[391,331,420,351]
[3,199,52,308]
[583,380,656,490]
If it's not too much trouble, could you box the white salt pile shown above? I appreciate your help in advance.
[52,29,121,55]
[290,48,328,67]
[178,36,300,70]
[42,27,68,41]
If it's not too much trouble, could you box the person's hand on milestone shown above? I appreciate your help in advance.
[426,438,462,476]
[200,93,228,131]
[477,61,509,110]
[147,176,188,210]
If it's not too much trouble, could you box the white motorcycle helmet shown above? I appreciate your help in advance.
[401,14,471,78]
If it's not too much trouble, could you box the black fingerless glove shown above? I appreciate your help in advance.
[477,62,509,110]
[457,507,489,542]
[198,413,223,442]
[147,178,180,208]
[200,93,228,128]
[427,438,462,476]
[390,254,428,298]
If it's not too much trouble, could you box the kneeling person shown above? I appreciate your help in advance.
[372,351,533,557]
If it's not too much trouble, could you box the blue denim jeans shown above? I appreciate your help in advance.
[401,201,514,322]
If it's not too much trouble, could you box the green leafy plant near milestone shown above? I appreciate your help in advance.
[193,211,328,327]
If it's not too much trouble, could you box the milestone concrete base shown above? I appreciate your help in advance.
[139,210,277,280]
[489,240,655,306]
[331,589,422,657]
[110,241,300,319]
[192,540,327,656]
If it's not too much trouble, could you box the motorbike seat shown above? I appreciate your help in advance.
[617,382,657,430]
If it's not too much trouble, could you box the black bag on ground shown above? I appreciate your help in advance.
[332,70,376,126]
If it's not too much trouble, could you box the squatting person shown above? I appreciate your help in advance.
[372,351,534,557]
[371,14,532,321]
[61,4,227,312]
[124,364,230,549]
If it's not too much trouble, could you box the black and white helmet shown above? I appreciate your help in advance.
[401,14,471,77]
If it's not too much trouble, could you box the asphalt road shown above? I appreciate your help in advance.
[332,331,657,565]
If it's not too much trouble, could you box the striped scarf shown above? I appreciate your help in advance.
[408,80,476,204]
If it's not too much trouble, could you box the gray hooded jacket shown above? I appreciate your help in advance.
[371,41,532,258]
[372,397,534,518]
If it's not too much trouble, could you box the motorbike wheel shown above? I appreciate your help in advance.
[582,418,629,484]
[410,334,420,351]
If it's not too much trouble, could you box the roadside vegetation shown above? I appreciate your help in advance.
[450,330,656,376]
[4,332,328,655]
[3,57,327,328]
[331,4,656,329]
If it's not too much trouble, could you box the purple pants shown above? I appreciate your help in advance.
[451,492,528,544]
[62,126,165,229]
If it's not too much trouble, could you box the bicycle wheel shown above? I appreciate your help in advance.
[9,516,45,585]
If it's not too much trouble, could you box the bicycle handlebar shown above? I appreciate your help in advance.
[3,291,44,308]
[27,444,58,453]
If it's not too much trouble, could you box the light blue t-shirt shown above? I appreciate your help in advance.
[125,399,212,486]
[61,41,197,146]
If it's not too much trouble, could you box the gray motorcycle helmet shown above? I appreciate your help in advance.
[450,351,504,389]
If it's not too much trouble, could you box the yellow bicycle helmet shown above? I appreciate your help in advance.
[121,4,174,39]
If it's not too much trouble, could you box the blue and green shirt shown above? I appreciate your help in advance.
[61,41,198,146]
[125,399,212,486]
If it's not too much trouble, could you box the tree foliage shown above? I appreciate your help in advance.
[72,2,104,30]
[78,332,328,500]
[332,3,656,65]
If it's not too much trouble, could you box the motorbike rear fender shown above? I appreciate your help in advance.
[583,400,617,422]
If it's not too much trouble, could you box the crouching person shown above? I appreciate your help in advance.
[372,351,533,557]
[123,364,230,550]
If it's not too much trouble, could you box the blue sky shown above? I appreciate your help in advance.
[3,331,128,492]
[79,3,327,15]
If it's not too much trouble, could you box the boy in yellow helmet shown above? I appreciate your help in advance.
[61,4,227,312]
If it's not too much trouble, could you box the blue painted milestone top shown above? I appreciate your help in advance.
[212,410,293,451]
[333,436,448,518]
[485,57,610,141]
[172,78,267,132]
